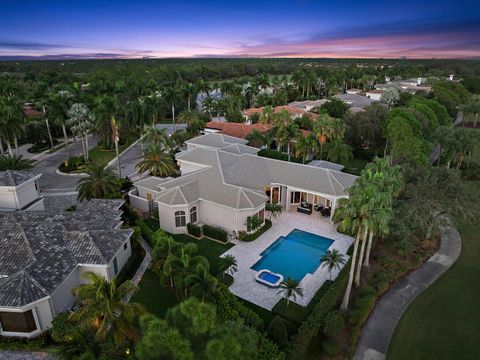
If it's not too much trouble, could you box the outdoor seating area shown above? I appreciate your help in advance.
[314,204,332,217]
[297,201,313,214]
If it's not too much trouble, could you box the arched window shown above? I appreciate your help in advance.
[175,211,186,227]
[190,206,198,223]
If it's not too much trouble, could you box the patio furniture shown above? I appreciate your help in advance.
[297,201,312,215]
[321,207,331,217]
[314,204,324,212]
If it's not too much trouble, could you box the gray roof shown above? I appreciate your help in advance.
[0,198,131,307]
[145,144,357,208]
[185,133,248,149]
[307,160,345,171]
[0,170,40,187]
[334,93,375,109]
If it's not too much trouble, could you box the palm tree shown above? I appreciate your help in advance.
[183,82,197,111]
[142,126,171,149]
[0,97,23,155]
[277,278,303,306]
[163,85,181,132]
[0,154,31,170]
[47,90,72,158]
[324,139,353,164]
[70,272,144,345]
[245,129,266,148]
[265,202,283,220]
[136,143,176,177]
[314,113,337,156]
[76,162,119,201]
[259,106,275,125]
[67,103,93,161]
[196,79,212,97]
[184,264,218,302]
[177,109,200,127]
[320,249,346,280]
[92,95,118,149]
[219,254,238,279]
[275,120,299,161]
[244,83,259,108]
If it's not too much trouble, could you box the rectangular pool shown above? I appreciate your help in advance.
[251,229,334,281]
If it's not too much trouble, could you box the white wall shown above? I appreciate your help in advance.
[0,190,16,209]
[16,182,39,209]
[178,161,206,175]
[107,239,132,278]
[129,189,151,212]
[0,299,53,337]
[158,203,189,234]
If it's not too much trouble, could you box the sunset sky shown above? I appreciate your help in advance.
[1,0,479,59]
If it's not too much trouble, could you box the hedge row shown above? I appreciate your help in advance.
[288,260,351,360]
[135,219,155,247]
[202,224,228,242]
[258,149,303,163]
[187,223,202,237]
[240,219,272,242]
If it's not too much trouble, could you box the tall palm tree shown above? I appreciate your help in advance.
[259,106,275,125]
[76,161,119,201]
[136,143,176,177]
[276,121,299,161]
[0,97,23,155]
[244,83,259,108]
[47,90,73,158]
[183,82,197,111]
[142,126,171,149]
[277,278,303,306]
[70,272,144,345]
[177,109,200,127]
[67,103,93,161]
[219,254,238,279]
[196,79,212,97]
[92,95,118,149]
[163,85,181,132]
[320,249,346,280]
[324,139,353,164]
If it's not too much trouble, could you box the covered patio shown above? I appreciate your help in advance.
[265,184,344,222]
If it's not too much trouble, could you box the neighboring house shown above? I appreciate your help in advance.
[375,79,432,94]
[346,88,362,95]
[288,99,328,111]
[365,89,385,101]
[196,89,223,112]
[129,133,357,235]
[0,198,132,338]
[242,105,311,121]
[334,93,376,112]
[204,122,271,139]
[0,171,43,211]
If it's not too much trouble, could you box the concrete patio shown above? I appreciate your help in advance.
[222,211,354,310]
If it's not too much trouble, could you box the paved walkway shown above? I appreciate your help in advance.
[126,239,152,302]
[0,351,55,360]
[223,211,354,309]
[354,226,461,360]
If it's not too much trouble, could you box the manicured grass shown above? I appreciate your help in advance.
[130,269,179,318]
[172,233,233,274]
[88,139,135,167]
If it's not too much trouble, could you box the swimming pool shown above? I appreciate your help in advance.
[251,229,334,281]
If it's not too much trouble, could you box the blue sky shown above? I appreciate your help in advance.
[0,0,479,59]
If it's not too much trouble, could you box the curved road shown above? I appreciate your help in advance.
[354,226,461,360]
[32,136,97,192]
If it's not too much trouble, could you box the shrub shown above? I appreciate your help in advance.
[268,315,288,348]
[202,224,227,242]
[258,149,303,163]
[58,155,85,173]
[187,223,202,237]
[288,260,351,360]
[323,311,344,338]
[347,289,377,326]
[258,333,286,360]
[51,312,76,343]
[240,219,272,241]
[136,219,155,246]
[322,340,340,357]
[0,335,47,351]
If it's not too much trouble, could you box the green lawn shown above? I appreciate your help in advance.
[130,269,179,318]
[132,228,233,317]
[88,138,136,167]
[389,131,480,360]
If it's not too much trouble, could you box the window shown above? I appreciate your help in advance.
[190,206,197,223]
[113,257,118,275]
[0,310,37,333]
[175,211,186,227]
[124,242,128,250]
[290,191,301,204]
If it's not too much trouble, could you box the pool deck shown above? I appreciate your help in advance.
[222,211,354,310]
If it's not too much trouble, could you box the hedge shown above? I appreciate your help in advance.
[202,224,228,242]
[187,223,202,238]
[136,219,155,247]
[288,259,351,360]
[240,219,272,242]
[258,149,303,163]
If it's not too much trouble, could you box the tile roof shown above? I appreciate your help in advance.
[144,136,358,209]
[0,170,41,187]
[308,160,345,171]
[0,198,131,307]
[205,122,271,139]
[242,105,306,117]
[185,132,248,148]
[334,93,376,109]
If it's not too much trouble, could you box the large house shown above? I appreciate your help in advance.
[242,105,315,122]
[129,133,357,235]
[0,195,132,338]
[0,171,43,211]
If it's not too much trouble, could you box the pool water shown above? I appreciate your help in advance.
[251,229,334,281]
[258,272,281,283]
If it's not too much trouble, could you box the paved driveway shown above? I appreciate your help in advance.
[32,136,97,192]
